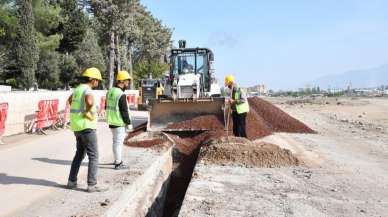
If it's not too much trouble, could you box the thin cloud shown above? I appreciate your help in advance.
[208,31,239,48]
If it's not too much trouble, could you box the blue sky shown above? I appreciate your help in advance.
[142,0,388,90]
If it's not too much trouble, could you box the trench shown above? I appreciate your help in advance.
[145,130,204,217]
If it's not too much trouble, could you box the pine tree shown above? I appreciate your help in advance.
[74,28,106,74]
[58,0,87,54]
[60,54,78,90]
[15,0,39,89]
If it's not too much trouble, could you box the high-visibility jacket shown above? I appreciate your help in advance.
[70,84,97,132]
[106,87,126,127]
[233,85,250,114]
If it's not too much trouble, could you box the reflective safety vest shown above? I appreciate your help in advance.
[233,86,250,114]
[70,84,97,132]
[106,87,126,127]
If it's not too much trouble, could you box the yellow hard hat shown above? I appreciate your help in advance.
[116,70,132,81]
[224,74,235,86]
[82,67,102,80]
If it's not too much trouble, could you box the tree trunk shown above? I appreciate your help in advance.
[108,31,115,88]
[127,39,134,89]
[115,33,121,72]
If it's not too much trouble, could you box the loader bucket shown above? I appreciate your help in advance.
[149,97,226,131]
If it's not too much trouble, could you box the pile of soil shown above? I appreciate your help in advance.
[166,130,228,155]
[165,97,314,142]
[125,97,314,158]
[200,137,300,168]
[248,97,315,133]
[166,115,224,131]
[126,138,166,148]
[162,97,315,156]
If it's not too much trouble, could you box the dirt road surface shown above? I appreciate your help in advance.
[180,97,388,217]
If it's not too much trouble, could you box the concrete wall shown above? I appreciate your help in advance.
[0,90,139,137]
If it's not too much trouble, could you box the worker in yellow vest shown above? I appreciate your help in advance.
[67,68,108,193]
[225,74,250,138]
[106,70,132,170]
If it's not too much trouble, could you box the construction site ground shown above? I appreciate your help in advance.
[180,97,388,217]
[1,97,388,217]
[0,112,171,217]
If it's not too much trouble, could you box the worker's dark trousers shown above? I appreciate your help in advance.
[68,129,98,186]
[232,111,247,138]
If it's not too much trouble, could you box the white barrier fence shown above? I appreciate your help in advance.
[0,89,139,137]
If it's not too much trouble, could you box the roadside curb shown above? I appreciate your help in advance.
[104,147,173,217]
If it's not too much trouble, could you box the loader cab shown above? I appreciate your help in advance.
[169,48,214,95]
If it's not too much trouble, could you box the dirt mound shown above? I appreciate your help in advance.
[126,97,313,159]
[167,115,224,131]
[166,97,313,141]
[200,137,300,168]
[126,138,166,148]
[248,97,315,133]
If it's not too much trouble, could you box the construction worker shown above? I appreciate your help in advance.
[225,74,250,138]
[106,70,132,170]
[67,67,108,193]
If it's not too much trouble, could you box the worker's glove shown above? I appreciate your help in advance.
[83,111,96,121]
[126,124,134,132]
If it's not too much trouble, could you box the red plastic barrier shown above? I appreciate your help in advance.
[0,103,8,136]
[36,99,59,130]
[126,94,137,107]
[48,100,59,124]
[98,96,106,116]
[63,102,70,124]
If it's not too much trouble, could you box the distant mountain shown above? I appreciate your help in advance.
[309,64,388,89]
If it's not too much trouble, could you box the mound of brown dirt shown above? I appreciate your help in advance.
[125,97,314,158]
[126,138,165,148]
[244,108,273,139]
[165,97,313,141]
[200,137,300,168]
[166,115,224,131]
[248,97,315,133]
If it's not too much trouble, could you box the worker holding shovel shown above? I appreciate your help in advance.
[106,71,133,170]
[225,74,250,138]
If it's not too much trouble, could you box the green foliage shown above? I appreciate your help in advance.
[133,60,168,84]
[4,0,172,90]
[0,2,17,48]
[6,78,17,87]
[73,28,106,74]
[33,0,62,52]
[36,50,61,89]
[58,0,87,53]
[0,47,6,75]
[15,0,39,89]
[33,0,62,35]
[59,54,78,90]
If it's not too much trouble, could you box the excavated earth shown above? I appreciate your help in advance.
[200,137,300,168]
[125,97,314,164]
[163,97,314,158]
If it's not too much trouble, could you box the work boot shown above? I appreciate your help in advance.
[114,161,128,170]
[87,184,109,193]
[66,180,77,189]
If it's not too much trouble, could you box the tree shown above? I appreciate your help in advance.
[33,0,63,89]
[0,0,17,49]
[15,0,39,89]
[58,0,87,54]
[133,60,168,85]
[0,47,7,82]
[91,0,122,88]
[73,28,106,75]
[36,50,60,89]
[60,54,78,90]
